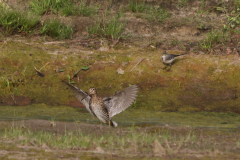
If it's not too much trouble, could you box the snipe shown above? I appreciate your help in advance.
[63,81,138,127]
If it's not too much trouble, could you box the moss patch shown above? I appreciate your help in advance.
[1,40,240,114]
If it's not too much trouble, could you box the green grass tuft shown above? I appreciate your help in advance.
[0,8,39,34]
[200,30,229,51]
[41,19,73,39]
[146,6,169,23]
[60,2,75,16]
[30,0,73,16]
[76,1,99,16]
[178,0,188,7]
[19,13,40,33]
[87,13,126,40]
[129,1,146,13]
[30,0,98,17]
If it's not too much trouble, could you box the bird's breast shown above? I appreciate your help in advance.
[90,97,103,109]
[162,55,167,61]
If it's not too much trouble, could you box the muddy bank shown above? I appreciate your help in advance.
[1,39,240,113]
[1,0,240,113]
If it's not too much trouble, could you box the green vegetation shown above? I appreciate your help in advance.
[0,9,39,34]
[0,0,239,44]
[87,13,126,40]
[1,39,240,113]
[0,1,73,38]
[41,19,73,39]
[217,5,240,29]
[30,0,98,16]
[0,0,99,38]
[76,1,98,16]
[178,0,188,7]
[60,2,76,16]
[200,30,228,51]
[128,1,169,23]
[1,126,157,151]
[145,6,169,23]
[199,0,240,51]
[129,1,146,13]
[0,0,240,115]
[0,0,9,10]
[0,123,239,159]
[201,0,205,10]
[30,0,74,16]
[1,104,240,128]
[1,1,240,158]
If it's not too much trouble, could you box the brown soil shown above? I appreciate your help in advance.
[0,96,33,106]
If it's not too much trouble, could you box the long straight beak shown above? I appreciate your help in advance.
[81,94,89,101]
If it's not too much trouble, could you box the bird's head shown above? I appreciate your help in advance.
[89,87,97,95]
[81,87,97,101]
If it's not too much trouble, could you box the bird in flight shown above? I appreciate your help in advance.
[63,81,138,127]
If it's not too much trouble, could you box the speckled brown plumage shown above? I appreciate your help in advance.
[63,81,138,127]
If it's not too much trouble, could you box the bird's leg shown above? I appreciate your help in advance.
[162,65,167,70]
[167,64,172,71]
[109,121,111,127]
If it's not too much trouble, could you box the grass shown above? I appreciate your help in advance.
[0,0,9,10]
[200,30,229,51]
[30,0,98,17]
[30,0,73,16]
[217,5,240,29]
[129,0,146,13]
[145,6,169,23]
[1,0,240,113]
[178,0,188,7]
[18,13,40,33]
[0,123,239,158]
[0,4,73,38]
[87,13,126,40]
[128,2,169,23]
[0,8,39,34]
[41,19,73,39]
[76,1,99,16]
[60,2,76,16]
[201,0,205,10]
[1,126,157,151]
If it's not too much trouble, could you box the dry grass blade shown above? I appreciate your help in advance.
[130,58,145,72]
[34,67,45,77]
[153,139,166,157]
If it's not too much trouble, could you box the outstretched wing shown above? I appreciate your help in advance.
[62,81,93,115]
[103,85,138,118]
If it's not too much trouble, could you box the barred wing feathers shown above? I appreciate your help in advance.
[62,81,93,116]
[104,85,138,118]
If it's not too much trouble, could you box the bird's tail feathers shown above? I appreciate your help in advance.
[179,53,188,56]
[111,121,118,127]
[175,53,188,57]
